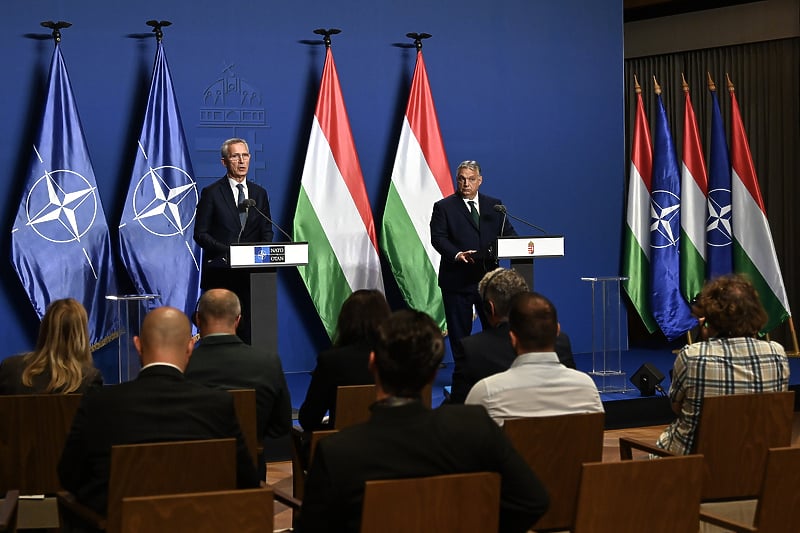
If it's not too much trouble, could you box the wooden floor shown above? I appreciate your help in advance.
[267,412,800,531]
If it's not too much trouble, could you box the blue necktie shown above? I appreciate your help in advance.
[237,184,247,225]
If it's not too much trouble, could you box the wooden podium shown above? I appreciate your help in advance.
[228,242,308,351]
[496,235,565,289]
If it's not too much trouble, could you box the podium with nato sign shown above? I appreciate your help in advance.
[229,241,308,351]
[496,235,565,289]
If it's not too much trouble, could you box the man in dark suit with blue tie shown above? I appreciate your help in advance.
[194,138,274,343]
[430,160,516,363]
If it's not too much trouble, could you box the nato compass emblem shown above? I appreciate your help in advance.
[706,188,732,247]
[131,165,198,237]
[649,189,681,249]
[25,169,98,243]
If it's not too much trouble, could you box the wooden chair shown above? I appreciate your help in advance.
[0,393,82,494]
[227,388,260,467]
[119,487,274,533]
[699,446,800,532]
[334,383,433,430]
[334,384,377,429]
[360,472,501,533]
[503,412,604,531]
[57,438,237,533]
[619,391,795,501]
[0,490,19,533]
[572,454,704,533]
[289,428,337,499]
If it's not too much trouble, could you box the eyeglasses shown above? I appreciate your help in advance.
[227,153,251,161]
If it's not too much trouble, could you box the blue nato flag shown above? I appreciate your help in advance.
[649,91,698,340]
[11,42,118,346]
[706,87,733,280]
[118,41,201,318]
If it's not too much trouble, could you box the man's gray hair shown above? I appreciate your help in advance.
[221,138,249,159]
[457,160,481,175]
[479,267,528,319]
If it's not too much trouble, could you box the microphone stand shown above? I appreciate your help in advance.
[504,211,548,234]
[251,205,294,242]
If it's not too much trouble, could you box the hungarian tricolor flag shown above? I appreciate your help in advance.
[293,44,384,339]
[728,77,791,332]
[622,79,657,333]
[679,78,708,302]
[380,48,453,330]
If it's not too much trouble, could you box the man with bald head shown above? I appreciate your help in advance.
[466,292,602,425]
[59,306,259,517]
[186,289,291,471]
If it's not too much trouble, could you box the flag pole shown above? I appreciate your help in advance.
[406,32,432,51]
[146,19,172,43]
[40,20,72,43]
[313,28,342,48]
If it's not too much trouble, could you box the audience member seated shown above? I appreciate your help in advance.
[655,274,790,454]
[297,309,548,533]
[298,290,391,431]
[450,268,574,404]
[185,289,292,446]
[58,306,259,517]
[0,298,102,395]
[465,292,603,425]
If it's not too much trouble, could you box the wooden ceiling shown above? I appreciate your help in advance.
[624,0,759,21]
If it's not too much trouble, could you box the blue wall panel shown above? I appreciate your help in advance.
[0,0,624,374]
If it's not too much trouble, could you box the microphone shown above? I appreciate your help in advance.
[249,203,294,242]
[493,204,548,234]
[236,200,253,243]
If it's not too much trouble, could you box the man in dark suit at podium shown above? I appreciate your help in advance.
[194,138,274,343]
[430,160,516,361]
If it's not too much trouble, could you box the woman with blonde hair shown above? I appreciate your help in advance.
[0,298,102,394]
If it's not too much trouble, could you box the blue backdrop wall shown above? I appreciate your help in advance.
[0,0,624,375]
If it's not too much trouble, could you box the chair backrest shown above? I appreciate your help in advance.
[119,487,273,533]
[750,446,800,533]
[334,385,376,429]
[503,411,604,531]
[692,391,794,500]
[290,428,338,500]
[334,384,433,430]
[227,388,259,466]
[106,438,237,533]
[0,490,19,533]
[360,472,500,533]
[572,455,704,533]
[0,394,82,493]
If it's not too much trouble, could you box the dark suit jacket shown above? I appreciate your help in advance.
[298,401,548,533]
[430,193,516,292]
[450,323,576,404]
[193,177,274,273]
[58,364,259,514]
[0,354,102,395]
[297,342,374,431]
[185,334,292,440]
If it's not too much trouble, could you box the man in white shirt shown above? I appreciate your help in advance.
[465,291,603,425]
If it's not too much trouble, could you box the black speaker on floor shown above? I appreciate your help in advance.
[630,363,665,396]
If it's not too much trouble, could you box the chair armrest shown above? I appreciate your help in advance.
[618,437,676,460]
[273,486,302,511]
[56,491,107,530]
[699,510,756,533]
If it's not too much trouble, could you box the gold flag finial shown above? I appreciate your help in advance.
[634,74,642,95]
[726,73,735,93]
[707,72,717,91]
[653,75,662,96]
[681,73,689,93]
